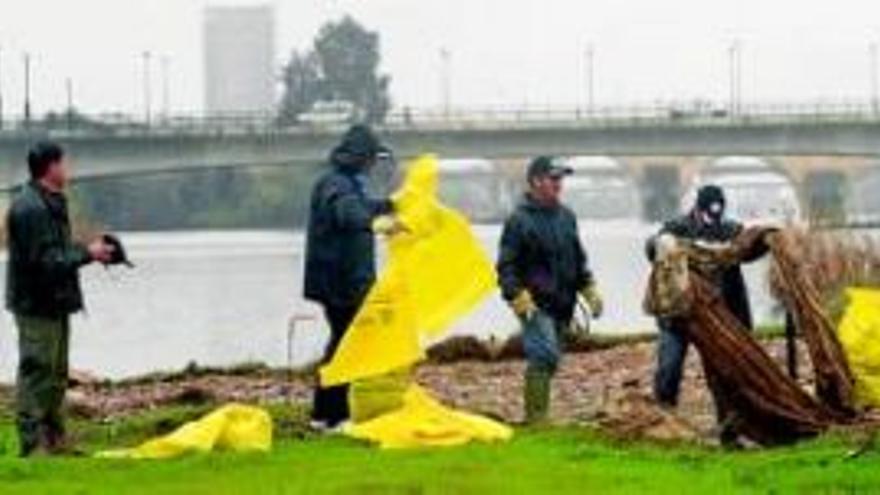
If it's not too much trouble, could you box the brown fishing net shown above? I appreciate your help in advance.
[767,230,857,416]
[646,227,859,445]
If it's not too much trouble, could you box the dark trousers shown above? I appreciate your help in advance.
[654,318,740,438]
[14,314,70,456]
[312,304,359,426]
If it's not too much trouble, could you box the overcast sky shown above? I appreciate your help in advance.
[1,0,880,116]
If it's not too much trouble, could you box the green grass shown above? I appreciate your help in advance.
[0,403,879,494]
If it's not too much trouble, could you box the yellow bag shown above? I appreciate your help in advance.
[346,384,513,449]
[838,288,880,406]
[320,154,497,386]
[97,404,272,459]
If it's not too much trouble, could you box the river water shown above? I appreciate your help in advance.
[0,222,779,382]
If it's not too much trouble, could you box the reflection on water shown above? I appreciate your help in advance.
[0,222,780,381]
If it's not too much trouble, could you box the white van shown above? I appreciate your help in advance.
[559,156,642,220]
[437,159,512,223]
[683,156,802,224]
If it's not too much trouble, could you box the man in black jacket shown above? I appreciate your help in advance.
[303,125,400,430]
[646,184,767,446]
[497,156,603,423]
[5,141,113,456]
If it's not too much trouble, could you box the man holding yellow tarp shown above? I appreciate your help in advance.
[319,154,498,387]
[497,156,604,424]
[317,154,510,448]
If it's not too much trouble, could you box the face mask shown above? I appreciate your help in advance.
[704,201,725,223]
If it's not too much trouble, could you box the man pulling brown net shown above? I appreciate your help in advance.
[645,226,859,446]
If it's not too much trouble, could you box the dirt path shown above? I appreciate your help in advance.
[0,339,811,443]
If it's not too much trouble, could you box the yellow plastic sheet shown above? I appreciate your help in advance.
[97,404,272,459]
[838,288,880,406]
[320,154,497,387]
[349,367,412,423]
[318,154,511,449]
[346,384,513,449]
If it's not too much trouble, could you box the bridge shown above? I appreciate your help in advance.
[2,102,880,217]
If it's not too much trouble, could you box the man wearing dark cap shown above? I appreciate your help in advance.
[5,141,114,456]
[497,156,604,424]
[646,184,767,446]
[303,124,401,430]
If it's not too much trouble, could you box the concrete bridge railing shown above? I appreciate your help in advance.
[2,101,880,191]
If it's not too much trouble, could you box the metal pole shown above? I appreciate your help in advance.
[586,44,595,115]
[23,53,31,128]
[785,312,798,380]
[0,46,4,130]
[736,40,743,115]
[728,41,739,116]
[440,48,451,120]
[575,49,580,119]
[728,43,734,116]
[286,314,315,405]
[142,50,152,127]
[65,77,73,130]
[870,42,878,116]
[161,54,170,122]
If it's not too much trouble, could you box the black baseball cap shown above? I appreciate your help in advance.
[696,184,726,211]
[527,156,573,181]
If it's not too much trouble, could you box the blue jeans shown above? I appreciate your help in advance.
[654,319,689,406]
[522,311,563,375]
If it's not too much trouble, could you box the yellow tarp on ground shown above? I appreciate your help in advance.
[349,366,412,423]
[320,154,497,387]
[97,404,272,459]
[346,384,513,449]
[839,288,880,407]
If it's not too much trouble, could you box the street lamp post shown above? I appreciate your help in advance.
[439,47,451,120]
[728,40,742,117]
[23,53,31,128]
[161,55,170,122]
[142,50,152,127]
[65,77,74,130]
[585,44,595,115]
[0,46,4,131]
[870,42,878,116]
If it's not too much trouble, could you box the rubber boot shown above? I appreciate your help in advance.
[524,369,552,425]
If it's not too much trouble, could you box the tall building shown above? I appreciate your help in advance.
[203,5,276,115]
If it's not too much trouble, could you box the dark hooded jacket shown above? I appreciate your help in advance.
[497,194,594,322]
[5,182,91,317]
[302,129,393,308]
[646,210,766,329]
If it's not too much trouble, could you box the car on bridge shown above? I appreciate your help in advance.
[684,156,802,225]
[298,100,363,127]
[559,156,643,221]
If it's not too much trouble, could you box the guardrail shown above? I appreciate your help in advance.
[2,100,880,137]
